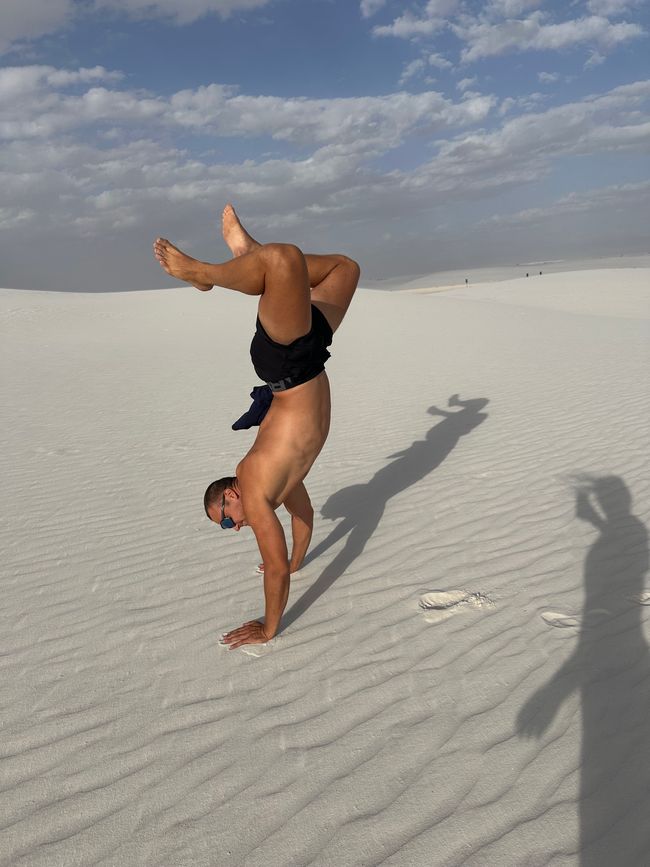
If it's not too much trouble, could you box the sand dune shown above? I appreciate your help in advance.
[1,267,648,865]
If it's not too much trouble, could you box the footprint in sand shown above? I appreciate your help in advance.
[541,611,582,628]
[419,589,494,624]
[541,609,612,629]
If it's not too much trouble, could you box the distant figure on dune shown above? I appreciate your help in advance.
[153,205,360,649]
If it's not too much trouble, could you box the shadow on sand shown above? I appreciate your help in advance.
[518,476,650,865]
[281,393,489,630]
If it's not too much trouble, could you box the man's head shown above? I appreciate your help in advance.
[204,476,247,531]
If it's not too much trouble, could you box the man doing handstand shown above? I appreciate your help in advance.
[153,205,360,649]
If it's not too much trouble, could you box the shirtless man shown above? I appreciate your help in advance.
[153,205,360,649]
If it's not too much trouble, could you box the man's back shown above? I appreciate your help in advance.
[237,369,331,509]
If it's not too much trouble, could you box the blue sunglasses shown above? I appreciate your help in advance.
[220,492,236,530]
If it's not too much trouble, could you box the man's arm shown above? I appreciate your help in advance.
[222,493,290,648]
[283,482,314,572]
[253,503,291,638]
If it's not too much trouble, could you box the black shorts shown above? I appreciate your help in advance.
[250,304,333,393]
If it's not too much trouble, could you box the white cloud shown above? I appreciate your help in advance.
[406,81,650,199]
[0,65,124,106]
[7,79,647,232]
[373,0,458,38]
[0,0,274,52]
[456,13,644,62]
[93,0,273,24]
[399,53,453,85]
[485,0,542,17]
[585,49,607,68]
[0,68,167,139]
[538,71,560,83]
[457,77,477,91]
[372,3,645,71]
[1,66,649,287]
[586,0,644,15]
[0,206,37,229]
[399,59,427,85]
[360,0,387,18]
[480,180,650,226]
[428,52,453,69]
[170,87,497,149]
[0,0,73,53]
[0,66,497,156]
[498,91,547,115]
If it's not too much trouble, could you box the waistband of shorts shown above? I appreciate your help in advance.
[267,367,324,392]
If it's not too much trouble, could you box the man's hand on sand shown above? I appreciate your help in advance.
[221,620,270,649]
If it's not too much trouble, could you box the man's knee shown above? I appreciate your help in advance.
[338,255,360,285]
[261,243,304,271]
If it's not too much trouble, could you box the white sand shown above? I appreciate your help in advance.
[1,267,649,866]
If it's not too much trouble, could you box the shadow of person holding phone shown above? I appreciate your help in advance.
[518,476,649,865]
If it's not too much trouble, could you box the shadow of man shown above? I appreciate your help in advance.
[518,476,650,866]
[281,394,489,630]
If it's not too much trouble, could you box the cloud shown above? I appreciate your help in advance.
[456,12,645,62]
[370,2,645,72]
[3,72,647,239]
[399,59,427,85]
[399,50,455,84]
[379,80,650,210]
[1,65,648,288]
[0,66,496,155]
[457,77,477,91]
[0,0,275,52]
[485,0,542,16]
[498,91,547,115]
[0,65,500,251]
[480,180,650,227]
[93,0,274,25]
[0,67,166,139]
[0,0,74,53]
[360,0,387,18]
[586,0,644,15]
[538,71,560,83]
[373,0,458,38]
[428,52,453,69]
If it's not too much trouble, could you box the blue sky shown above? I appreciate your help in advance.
[1,0,648,290]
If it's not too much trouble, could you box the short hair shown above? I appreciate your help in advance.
[204,476,237,520]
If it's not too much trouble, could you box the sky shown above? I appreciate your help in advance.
[0,0,648,290]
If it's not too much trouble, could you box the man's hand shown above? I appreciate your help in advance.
[221,620,271,650]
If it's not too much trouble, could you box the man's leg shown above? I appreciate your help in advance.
[303,254,360,334]
[216,205,359,330]
[154,238,312,344]
[153,204,358,340]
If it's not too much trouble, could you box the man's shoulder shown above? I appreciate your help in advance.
[237,456,276,507]
[237,451,264,486]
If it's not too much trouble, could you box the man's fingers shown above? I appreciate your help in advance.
[221,625,260,642]
[226,634,258,649]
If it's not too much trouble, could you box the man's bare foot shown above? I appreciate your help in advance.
[222,203,260,258]
[153,238,212,291]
